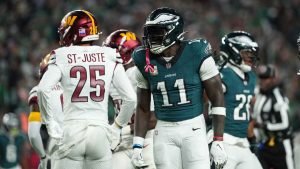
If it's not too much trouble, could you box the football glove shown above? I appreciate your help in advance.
[38,155,48,169]
[248,136,259,154]
[110,122,122,151]
[131,147,149,168]
[210,141,227,169]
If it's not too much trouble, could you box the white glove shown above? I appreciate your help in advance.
[210,141,228,169]
[110,122,122,151]
[46,120,63,139]
[131,148,149,168]
[38,155,48,169]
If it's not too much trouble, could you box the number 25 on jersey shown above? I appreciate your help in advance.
[70,65,105,102]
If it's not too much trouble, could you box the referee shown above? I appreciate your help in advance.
[253,64,294,169]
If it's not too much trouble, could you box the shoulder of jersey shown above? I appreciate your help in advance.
[248,71,257,84]
[185,38,208,46]
[101,46,123,63]
[186,38,212,56]
[219,66,232,79]
[28,86,38,105]
[132,46,145,63]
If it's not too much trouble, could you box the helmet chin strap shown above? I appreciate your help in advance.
[229,59,252,72]
[239,64,252,72]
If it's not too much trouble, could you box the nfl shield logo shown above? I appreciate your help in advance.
[166,63,171,69]
[79,29,86,36]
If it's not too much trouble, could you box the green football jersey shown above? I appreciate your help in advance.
[220,66,256,138]
[133,39,213,122]
[0,130,26,168]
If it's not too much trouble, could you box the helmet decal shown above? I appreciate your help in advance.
[104,29,141,64]
[58,9,99,46]
[219,31,259,72]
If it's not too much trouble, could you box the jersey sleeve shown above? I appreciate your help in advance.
[135,66,149,89]
[109,83,122,100]
[28,121,46,157]
[199,57,219,81]
[132,46,149,80]
[37,64,62,125]
[112,63,137,126]
[28,86,38,105]
[28,86,42,122]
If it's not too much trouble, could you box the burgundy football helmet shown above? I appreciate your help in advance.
[103,29,141,64]
[58,10,100,46]
[39,53,51,79]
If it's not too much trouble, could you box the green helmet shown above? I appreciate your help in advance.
[2,113,19,133]
[143,7,184,54]
[220,31,259,72]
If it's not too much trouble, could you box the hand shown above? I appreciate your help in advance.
[210,141,227,169]
[112,99,122,114]
[131,148,149,168]
[110,122,122,151]
[248,136,259,154]
[38,155,48,169]
[46,120,63,139]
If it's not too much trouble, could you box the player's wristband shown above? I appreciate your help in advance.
[133,144,143,149]
[213,136,224,141]
[133,136,144,149]
[211,107,226,116]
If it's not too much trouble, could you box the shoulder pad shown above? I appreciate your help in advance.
[188,38,213,56]
[132,46,145,61]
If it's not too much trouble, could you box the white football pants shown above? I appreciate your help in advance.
[223,143,262,169]
[153,114,210,169]
[52,120,112,169]
[112,126,156,169]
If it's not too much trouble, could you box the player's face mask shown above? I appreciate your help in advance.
[143,25,169,54]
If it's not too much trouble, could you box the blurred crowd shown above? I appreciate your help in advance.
[1,0,300,131]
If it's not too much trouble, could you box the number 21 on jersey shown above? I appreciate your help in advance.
[234,94,252,121]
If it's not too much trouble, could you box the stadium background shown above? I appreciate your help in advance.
[0,0,300,168]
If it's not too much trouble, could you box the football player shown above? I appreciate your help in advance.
[104,29,157,169]
[215,31,262,169]
[28,53,63,169]
[132,7,227,169]
[0,113,28,169]
[37,10,136,169]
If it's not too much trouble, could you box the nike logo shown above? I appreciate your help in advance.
[217,144,222,150]
[143,144,150,148]
[192,127,201,131]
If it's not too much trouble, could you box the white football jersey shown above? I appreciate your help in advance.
[110,66,155,111]
[39,45,136,125]
[110,66,138,100]
[29,84,64,126]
